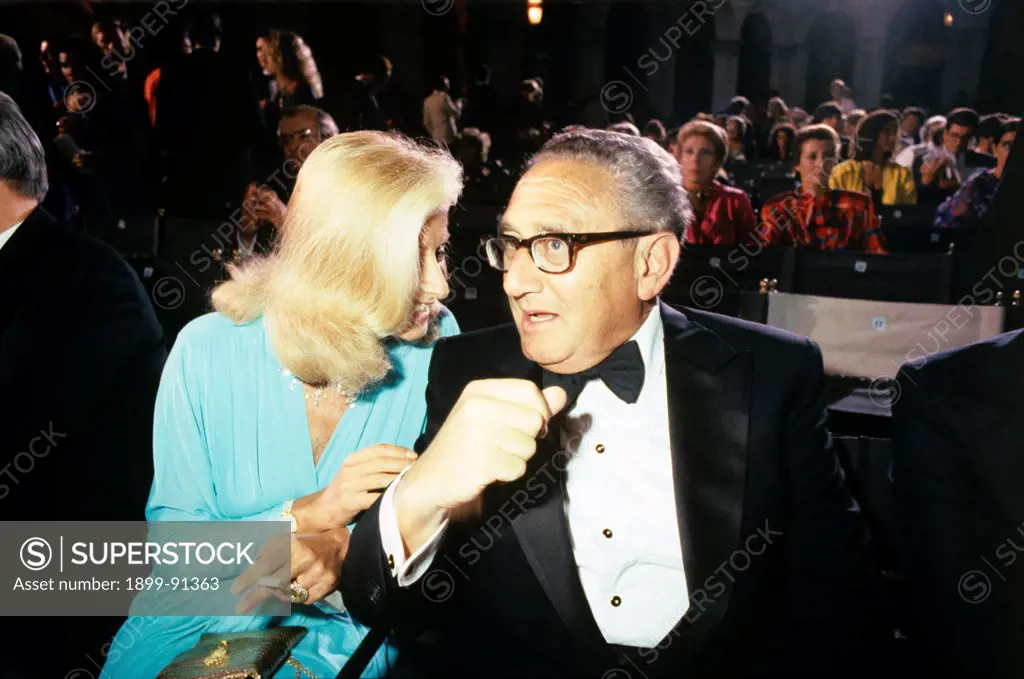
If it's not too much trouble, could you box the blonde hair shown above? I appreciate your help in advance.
[212,131,462,394]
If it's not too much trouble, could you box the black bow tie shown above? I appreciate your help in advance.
[541,340,645,407]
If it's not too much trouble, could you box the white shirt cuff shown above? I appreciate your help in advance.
[378,468,449,587]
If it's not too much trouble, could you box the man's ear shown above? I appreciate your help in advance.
[636,232,680,302]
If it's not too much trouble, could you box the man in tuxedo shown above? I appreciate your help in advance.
[893,288,1023,666]
[1,91,167,678]
[341,129,869,677]
[0,92,166,522]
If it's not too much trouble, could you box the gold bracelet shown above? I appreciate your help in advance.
[281,500,298,534]
[287,656,319,679]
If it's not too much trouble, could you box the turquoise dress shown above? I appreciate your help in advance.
[103,309,459,678]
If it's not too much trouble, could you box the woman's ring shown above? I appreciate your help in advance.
[290,580,309,604]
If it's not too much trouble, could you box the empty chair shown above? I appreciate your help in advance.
[663,244,793,316]
[789,249,953,304]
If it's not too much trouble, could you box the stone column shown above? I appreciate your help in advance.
[852,36,886,109]
[711,38,740,111]
[940,23,989,108]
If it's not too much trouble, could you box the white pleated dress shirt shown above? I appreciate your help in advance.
[379,308,690,647]
[0,220,23,252]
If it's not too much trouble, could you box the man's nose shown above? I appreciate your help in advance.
[503,246,543,298]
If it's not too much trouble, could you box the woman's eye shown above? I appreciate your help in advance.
[435,245,449,262]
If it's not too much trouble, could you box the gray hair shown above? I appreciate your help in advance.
[0,92,48,201]
[528,128,691,236]
[281,104,338,140]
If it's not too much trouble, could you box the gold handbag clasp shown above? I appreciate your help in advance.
[203,639,229,668]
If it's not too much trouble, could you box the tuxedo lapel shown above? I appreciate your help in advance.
[659,302,751,656]
[496,344,609,655]
[0,208,59,333]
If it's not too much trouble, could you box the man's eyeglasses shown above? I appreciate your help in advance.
[483,230,651,274]
[277,128,318,146]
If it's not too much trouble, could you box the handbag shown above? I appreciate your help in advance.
[156,627,314,679]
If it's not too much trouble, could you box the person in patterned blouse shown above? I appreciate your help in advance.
[934,118,1017,229]
[759,124,887,253]
[675,120,758,245]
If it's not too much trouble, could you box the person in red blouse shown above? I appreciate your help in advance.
[759,124,888,253]
[675,120,758,245]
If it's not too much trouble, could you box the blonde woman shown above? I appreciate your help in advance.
[103,132,462,678]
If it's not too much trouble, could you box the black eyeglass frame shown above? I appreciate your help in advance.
[277,128,319,146]
[482,230,652,274]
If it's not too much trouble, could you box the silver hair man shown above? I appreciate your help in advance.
[0,91,48,201]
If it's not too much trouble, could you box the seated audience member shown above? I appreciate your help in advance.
[1,92,167,677]
[226,105,339,266]
[341,128,870,679]
[899,107,926,150]
[896,108,992,204]
[831,78,857,115]
[726,94,752,117]
[456,127,511,207]
[920,114,947,145]
[423,74,462,146]
[812,101,844,132]
[766,96,789,125]
[765,122,796,162]
[760,124,886,253]
[607,120,641,136]
[892,329,1024,676]
[934,118,1016,229]
[261,29,324,132]
[843,109,866,158]
[830,109,917,205]
[676,120,757,245]
[103,131,463,679]
[974,113,1005,156]
[725,115,749,163]
[340,54,393,132]
[894,114,946,170]
[789,106,810,127]
[641,118,668,148]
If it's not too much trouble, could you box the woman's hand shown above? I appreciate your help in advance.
[861,160,884,190]
[231,527,351,612]
[920,155,949,186]
[292,444,418,533]
[71,150,92,169]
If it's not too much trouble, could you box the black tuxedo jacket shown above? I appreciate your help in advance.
[892,330,1024,675]
[0,207,166,521]
[342,303,869,678]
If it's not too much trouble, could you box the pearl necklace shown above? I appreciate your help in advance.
[280,368,358,408]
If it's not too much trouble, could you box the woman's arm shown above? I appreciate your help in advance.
[897,165,918,205]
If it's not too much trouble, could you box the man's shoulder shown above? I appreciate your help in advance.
[10,210,133,288]
[671,305,815,362]
[898,329,1024,393]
